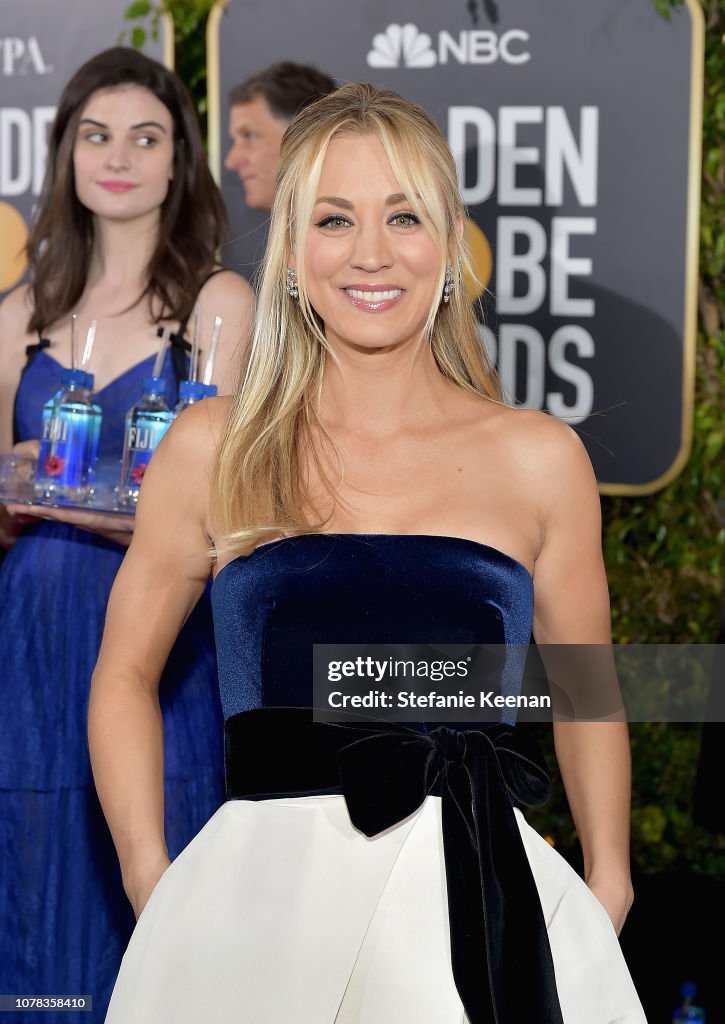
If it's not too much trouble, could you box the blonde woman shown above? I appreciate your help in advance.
[91,84,647,1023]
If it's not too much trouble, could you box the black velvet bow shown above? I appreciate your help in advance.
[225,708,565,1024]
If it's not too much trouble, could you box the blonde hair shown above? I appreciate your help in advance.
[213,82,501,555]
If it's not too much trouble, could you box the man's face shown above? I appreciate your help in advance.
[224,95,287,210]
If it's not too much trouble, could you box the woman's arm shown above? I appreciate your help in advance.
[527,414,633,935]
[0,288,42,548]
[0,285,34,454]
[87,398,225,917]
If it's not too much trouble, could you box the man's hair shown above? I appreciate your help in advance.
[229,61,336,122]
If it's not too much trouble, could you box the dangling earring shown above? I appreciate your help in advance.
[442,264,454,303]
[286,267,299,300]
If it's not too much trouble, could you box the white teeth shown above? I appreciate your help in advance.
[345,288,402,301]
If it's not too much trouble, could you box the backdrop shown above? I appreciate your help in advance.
[209,0,703,493]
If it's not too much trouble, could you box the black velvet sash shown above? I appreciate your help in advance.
[225,707,565,1024]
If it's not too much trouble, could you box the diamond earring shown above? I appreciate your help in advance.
[286,267,299,300]
[442,264,454,303]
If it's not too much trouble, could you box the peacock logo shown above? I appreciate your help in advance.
[367,24,437,68]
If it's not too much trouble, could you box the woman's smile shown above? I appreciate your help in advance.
[341,284,405,312]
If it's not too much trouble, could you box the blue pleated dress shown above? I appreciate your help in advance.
[0,349,225,1023]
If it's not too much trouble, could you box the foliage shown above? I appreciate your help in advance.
[120,0,216,133]
[527,721,725,877]
[124,0,725,875]
[655,0,686,17]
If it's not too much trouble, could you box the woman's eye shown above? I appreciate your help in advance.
[389,212,420,227]
[84,132,107,144]
[136,136,157,148]
[317,215,351,230]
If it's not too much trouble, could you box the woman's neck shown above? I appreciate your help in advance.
[86,211,160,296]
[318,337,456,437]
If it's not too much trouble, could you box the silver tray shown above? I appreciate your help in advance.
[0,453,135,517]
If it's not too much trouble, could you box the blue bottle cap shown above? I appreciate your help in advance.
[201,383,218,398]
[681,981,698,1000]
[179,380,206,401]
[142,375,166,394]
[60,368,87,387]
[83,371,95,389]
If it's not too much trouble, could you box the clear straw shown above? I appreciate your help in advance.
[70,313,78,370]
[190,302,201,382]
[203,315,223,386]
[81,320,97,371]
[152,326,171,378]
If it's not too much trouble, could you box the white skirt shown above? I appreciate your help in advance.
[105,796,647,1023]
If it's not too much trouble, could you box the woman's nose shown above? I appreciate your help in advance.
[103,142,132,171]
[350,223,393,272]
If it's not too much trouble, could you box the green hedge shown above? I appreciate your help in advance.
[124,0,725,876]
[599,0,725,877]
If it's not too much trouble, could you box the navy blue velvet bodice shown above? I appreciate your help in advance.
[212,534,533,725]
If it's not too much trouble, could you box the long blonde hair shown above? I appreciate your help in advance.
[213,82,501,555]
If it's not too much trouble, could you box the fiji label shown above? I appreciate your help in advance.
[123,415,173,490]
[36,411,91,489]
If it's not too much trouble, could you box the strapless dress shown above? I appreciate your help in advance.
[105,535,647,1023]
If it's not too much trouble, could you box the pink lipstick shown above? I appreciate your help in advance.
[98,181,137,192]
[341,285,404,313]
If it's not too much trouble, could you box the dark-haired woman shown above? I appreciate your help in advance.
[0,47,253,1020]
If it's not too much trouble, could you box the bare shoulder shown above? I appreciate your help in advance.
[159,394,232,469]
[194,272,254,394]
[483,402,595,485]
[0,284,33,343]
[197,269,254,311]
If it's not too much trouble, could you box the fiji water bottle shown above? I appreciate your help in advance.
[673,981,706,1022]
[35,369,102,501]
[174,380,206,413]
[120,376,175,505]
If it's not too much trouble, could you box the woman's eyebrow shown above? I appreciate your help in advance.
[130,121,167,133]
[314,193,410,209]
[77,118,167,133]
[315,196,354,209]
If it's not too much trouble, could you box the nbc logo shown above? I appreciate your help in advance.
[367,24,437,68]
[366,23,531,68]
